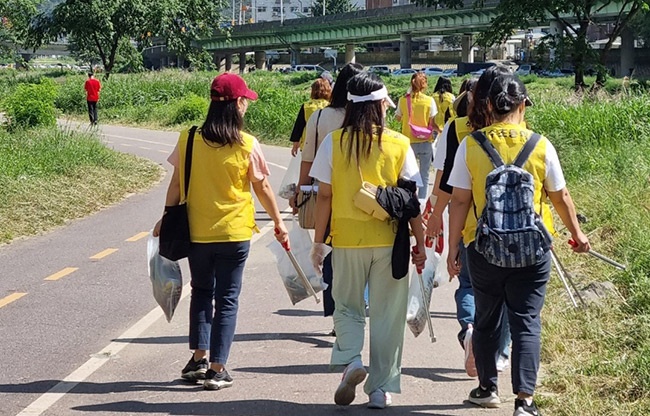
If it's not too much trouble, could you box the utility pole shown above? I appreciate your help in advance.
[322,0,326,16]
[281,0,284,24]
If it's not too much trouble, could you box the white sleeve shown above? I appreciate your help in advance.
[400,146,423,187]
[429,97,438,118]
[543,139,566,192]
[432,121,450,170]
[447,139,472,190]
[308,134,333,184]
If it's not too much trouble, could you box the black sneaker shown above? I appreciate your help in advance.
[203,368,234,390]
[181,356,208,381]
[468,385,500,408]
[514,398,542,416]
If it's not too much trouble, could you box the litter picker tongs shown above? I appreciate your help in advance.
[413,246,436,343]
[276,229,320,304]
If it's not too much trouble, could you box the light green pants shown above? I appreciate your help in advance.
[330,246,409,394]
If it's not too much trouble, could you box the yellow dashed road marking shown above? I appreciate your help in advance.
[126,232,149,242]
[0,292,28,308]
[90,248,118,260]
[45,267,78,281]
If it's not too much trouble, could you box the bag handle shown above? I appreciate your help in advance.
[471,130,504,168]
[182,126,197,202]
[313,109,323,160]
[513,133,542,168]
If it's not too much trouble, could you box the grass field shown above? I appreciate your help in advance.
[0,68,649,414]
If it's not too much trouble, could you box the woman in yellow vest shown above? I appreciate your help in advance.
[446,73,590,415]
[309,72,426,409]
[395,72,438,199]
[289,77,332,156]
[153,73,288,391]
[432,76,455,131]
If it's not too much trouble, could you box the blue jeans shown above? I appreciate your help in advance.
[188,241,250,364]
[456,242,511,358]
[410,142,433,199]
[467,242,550,395]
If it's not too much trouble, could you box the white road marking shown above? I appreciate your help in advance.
[15,221,281,416]
[102,133,175,148]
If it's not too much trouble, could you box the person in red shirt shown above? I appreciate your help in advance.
[84,72,101,125]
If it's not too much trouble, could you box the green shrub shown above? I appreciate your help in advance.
[170,93,208,125]
[4,78,58,128]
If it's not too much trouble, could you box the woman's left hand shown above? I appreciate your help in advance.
[411,244,426,271]
[152,218,162,237]
[274,221,289,246]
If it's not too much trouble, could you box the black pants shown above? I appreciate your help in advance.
[466,242,551,395]
[87,101,98,124]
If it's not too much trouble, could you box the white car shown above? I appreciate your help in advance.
[392,68,418,77]
[368,65,391,75]
[443,68,458,77]
[421,67,445,76]
[515,64,532,76]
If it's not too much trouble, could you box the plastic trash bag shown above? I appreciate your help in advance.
[268,216,328,305]
[406,245,436,337]
[433,206,450,288]
[147,233,183,322]
[278,153,301,200]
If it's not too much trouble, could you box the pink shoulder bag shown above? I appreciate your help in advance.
[406,94,434,140]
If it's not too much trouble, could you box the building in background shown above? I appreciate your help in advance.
[221,0,366,24]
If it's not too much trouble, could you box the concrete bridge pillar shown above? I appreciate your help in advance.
[290,46,300,66]
[399,33,412,69]
[254,51,266,70]
[461,34,474,63]
[345,44,356,64]
[225,54,233,72]
[214,53,224,72]
[621,27,635,77]
[239,51,247,74]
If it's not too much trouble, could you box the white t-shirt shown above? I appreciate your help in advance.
[448,136,566,192]
[432,121,451,170]
[310,133,423,186]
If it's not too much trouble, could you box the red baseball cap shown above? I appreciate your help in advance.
[210,73,258,101]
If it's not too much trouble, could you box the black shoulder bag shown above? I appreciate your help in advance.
[159,126,197,261]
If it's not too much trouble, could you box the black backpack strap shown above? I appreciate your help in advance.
[471,131,504,168]
[183,126,197,201]
[513,133,543,168]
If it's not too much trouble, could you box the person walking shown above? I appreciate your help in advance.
[395,72,438,199]
[289,76,332,156]
[153,73,289,391]
[84,72,101,125]
[432,76,455,132]
[310,72,426,409]
[296,63,364,325]
[446,73,590,416]
[427,71,513,377]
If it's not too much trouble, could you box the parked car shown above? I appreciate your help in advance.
[392,68,418,77]
[515,64,532,76]
[368,65,391,75]
[422,67,445,76]
[293,64,327,72]
[541,69,573,78]
[442,68,458,77]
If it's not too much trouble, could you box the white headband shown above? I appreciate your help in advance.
[347,86,396,108]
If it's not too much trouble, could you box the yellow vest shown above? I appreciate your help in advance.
[398,92,434,143]
[462,122,556,244]
[433,92,455,130]
[178,129,258,243]
[453,116,473,143]
[300,99,329,148]
[330,128,410,248]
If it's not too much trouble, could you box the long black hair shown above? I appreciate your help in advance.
[433,76,453,95]
[455,78,478,118]
[488,74,529,119]
[341,72,385,164]
[200,100,243,146]
[468,65,511,130]
[329,63,364,109]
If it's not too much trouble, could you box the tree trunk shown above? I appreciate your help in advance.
[573,22,590,91]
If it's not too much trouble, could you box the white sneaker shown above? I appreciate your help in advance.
[464,324,477,377]
[368,389,392,409]
[334,360,367,405]
[497,355,510,372]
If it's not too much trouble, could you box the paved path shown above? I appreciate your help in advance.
[0,121,515,416]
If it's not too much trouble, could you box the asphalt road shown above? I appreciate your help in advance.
[0,121,514,416]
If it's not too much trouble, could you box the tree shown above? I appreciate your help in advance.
[310,0,358,17]
[0,0,41,61]
[27,0,224,78]
[440,34,462,50]
[416,0,649,88]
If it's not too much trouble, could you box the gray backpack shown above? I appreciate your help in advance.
[472,131,553,268]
